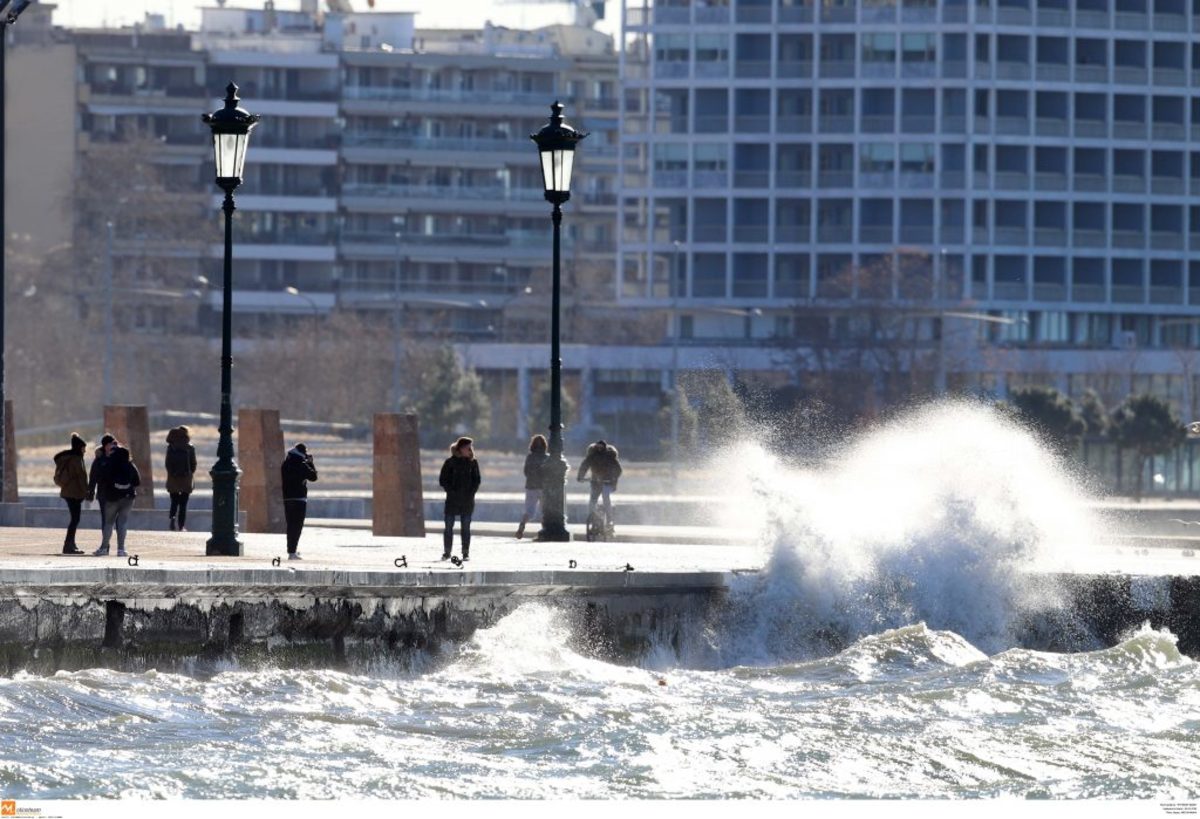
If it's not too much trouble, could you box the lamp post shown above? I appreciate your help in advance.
[0,0,35,505]
[283,285,320,318]
[202,83,259,557]
[530,101,586,542]
[669,240,682,490]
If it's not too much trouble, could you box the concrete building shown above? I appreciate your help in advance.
[617,0,1200,422]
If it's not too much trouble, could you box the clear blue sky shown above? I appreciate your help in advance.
[48,0,606,32]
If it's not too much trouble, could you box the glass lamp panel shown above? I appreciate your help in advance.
[232,132,250,180]
[214,133,240,178]
[560,149,576,193]
[540,150,555,193]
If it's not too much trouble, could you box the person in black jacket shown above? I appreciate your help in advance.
[281,442,318,560]
[516,434,548,540]
[94,445,139,557]
[438,436,481,561]
[86,433,116,529]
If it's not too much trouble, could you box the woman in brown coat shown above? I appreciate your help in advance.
[52,433,89,554]
[164,425,198,531]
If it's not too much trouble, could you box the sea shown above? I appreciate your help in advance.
[0,405,1196,801]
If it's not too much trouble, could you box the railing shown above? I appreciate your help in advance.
[232,229,335,245]
[1072,284,1105,302]
[1151,177,1185,195]
[343,132,529,154]
[343,86,559,107]
[775,171,812,188]
[341,183,544,203]
[900,170,935,189]
[1034,228,1067,246]
[1035,118,1069,136]
[1112,175,1145,193]
[1151,232,1184,250]
[1074,64,1108,83]
[1111,230,1144,249]
[735,61,772,78]
[342,230,568,250]
[1035,63,1070,81]
[1111,284,1144,303]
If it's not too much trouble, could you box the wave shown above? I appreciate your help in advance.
[700,402,1104,665]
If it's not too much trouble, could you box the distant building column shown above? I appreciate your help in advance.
[581,367,595,428]
[517,366,531,443]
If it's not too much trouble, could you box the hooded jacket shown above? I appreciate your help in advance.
[281,447,318,501]
[164,426,198,495]
[577,442,622,486]
[106,446,141,500]
[439,448,481,516]
[88,446,111,502]
[53,446,89,500]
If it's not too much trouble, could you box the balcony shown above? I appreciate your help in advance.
[1113,67,1148,86]
[817,225,853,242]
[777,62,813,78]
[1114,11,1148,29]
[940,171,966,189]
[1035,63,1070,82]
[1074,64,1108,84]
[995,172,1029,190]
[1073,284,1106,302]
[994,227,1029,246]
[995,62,1031,80]
[1149,285,1183,304]
[1034,172,1068,191]
[817,171,853,188]
[1112,175,1145,193]
[342,229,564,251]
[778,5,814,22]
[1151,231,1184,250]
[819,61,855,79]
[693,170,729,187]
[1112,121,1147,140]
[1074,120,1107,138]
[1111,230,1144,249]
[1152,123,1186,141]
[1035,117,1069,136]
[342,131,528,155]
[994,117,1030,135]
[736,4,773,22]
[900,115,936,134]
[695,115,730,133]
[941,61,967,79]
[901,62,938,79]
[775,115,812,133]
[732,171,771,187]
[820,5,855,21]
[1151,177,1185,195]
[859,225,894,244]
[861,115,895,133]
[899,171,935,189]
[1153,67,1186,86]
[1033,283,1067,301]
[775,226,810,243]
[735,61,772,78]
[695,5,731,22]
[654,62,690,79]
[695,61,730,78]
[232,229,335,245]
[1075,9,1109,27]
[861,62,896,79]
[818,115,855,133]
[899,224,933,243]
[733,225,770,242]
[1112,284,1144,303]
[775,170,813,188]
[1073,229,1107,247]
[858,171,895,188]
[1034,228,1067,246]
[993,282,1027,301]
[1037,8,1070,25]
[734,115,772,132]
[652,6,690,23]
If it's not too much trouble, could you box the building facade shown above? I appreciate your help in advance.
[618,0,1200,421]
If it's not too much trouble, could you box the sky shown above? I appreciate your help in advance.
[47,0,618,34]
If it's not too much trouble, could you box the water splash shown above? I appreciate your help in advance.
[704,401,1103,663]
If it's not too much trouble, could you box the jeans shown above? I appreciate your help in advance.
[169,492,191,528]
[443,514,472,555]
[64,498,82,546]
[588,483,614,521]
[101,496,135,551]
[284,499,307,554]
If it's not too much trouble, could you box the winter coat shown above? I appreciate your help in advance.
[281,448,318,500]
[439,454,481,516]
[523,451,550,491]
[88,447,111,502]
[106,447,141,500]
[164,427,198,495]
[577,443,622,486]
[53,449,89,501]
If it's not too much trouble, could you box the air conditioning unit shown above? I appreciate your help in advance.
[1115,330,1138,350]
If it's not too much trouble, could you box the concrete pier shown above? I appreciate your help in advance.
[0,525,1195,674]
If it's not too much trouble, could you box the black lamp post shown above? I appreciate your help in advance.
[0,0,35,506]
[202,83,259,556]
[530,101,586,542]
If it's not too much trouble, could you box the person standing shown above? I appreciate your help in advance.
[52,433,89,555]
[439,436,481,562]
[164,425,197,531]
[516,434,548,540]
[281,442,318,560]
[94,444,139,557]
[86,433,116,530]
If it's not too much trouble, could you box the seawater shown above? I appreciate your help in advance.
[0,404,1197,799]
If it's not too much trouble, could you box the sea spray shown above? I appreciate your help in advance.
[702,402,1104,663]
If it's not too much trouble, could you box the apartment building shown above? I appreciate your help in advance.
[619,0,1200,419]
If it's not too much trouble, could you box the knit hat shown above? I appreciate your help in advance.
[70,433,86,450]
[100,433,115,446]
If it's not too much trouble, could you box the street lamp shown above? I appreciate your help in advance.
[283,285,320,317]
[202,82,259,557]
[0,0,36,504]
[530,101,586,542]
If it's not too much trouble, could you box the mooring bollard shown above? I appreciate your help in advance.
[622,563,634,572]
[569,559,577,569]
[127,555,139,567]
[271,556,281,567]
[394,556,408,568]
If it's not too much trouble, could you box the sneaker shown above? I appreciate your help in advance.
[440,553,451,561]
[288,552,302,561]
[62,545,84,555]
[116,549,127,558]
[462,554,470,562]
[92,547,109,557]
[178,527,188,532]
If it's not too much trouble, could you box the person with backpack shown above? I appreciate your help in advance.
[94,444,140,557]
[281,442,318,560]
[52,433,88,555]
[164,425,197,531]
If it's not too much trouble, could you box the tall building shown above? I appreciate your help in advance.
[619,0,1200,420]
